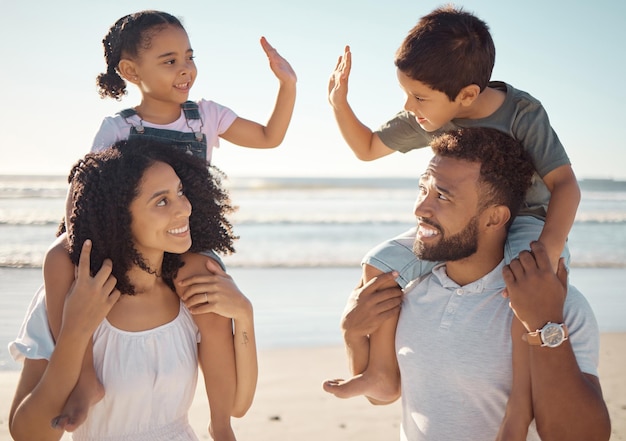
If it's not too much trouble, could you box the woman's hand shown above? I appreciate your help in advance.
[177,258,252,321]
[62,240,120,337]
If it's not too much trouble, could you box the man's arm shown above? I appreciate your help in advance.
[328,46,395,161]
[504,242,611,441]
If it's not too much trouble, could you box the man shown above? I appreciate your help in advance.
[338,127,610,440]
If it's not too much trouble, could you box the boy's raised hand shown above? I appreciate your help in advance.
[260,36,297,85]
[328,45,352,108]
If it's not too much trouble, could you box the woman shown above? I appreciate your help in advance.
[9,139,252,441]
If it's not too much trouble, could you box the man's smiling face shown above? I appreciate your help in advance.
[412,155,483,262]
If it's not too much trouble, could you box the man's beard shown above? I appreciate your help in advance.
[413,215,479,262]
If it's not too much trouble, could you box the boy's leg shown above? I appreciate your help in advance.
[323,262,402,402]
[323,311,400,402]
[504,216,571,266]
[363,226,436,288]
[324,228,438,400]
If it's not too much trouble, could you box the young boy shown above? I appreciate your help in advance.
[323,6,580,439]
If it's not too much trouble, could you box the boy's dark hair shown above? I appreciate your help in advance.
[96,10,184,100]
[67,138,237,295]
[430,127,534,225]
[395,5,495,101]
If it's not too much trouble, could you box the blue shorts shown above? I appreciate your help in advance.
[362,216,570,288]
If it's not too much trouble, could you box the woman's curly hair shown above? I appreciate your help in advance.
[430,127,535,226]
[66,138,237,294]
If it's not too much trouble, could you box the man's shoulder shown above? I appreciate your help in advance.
[563,283,599,332]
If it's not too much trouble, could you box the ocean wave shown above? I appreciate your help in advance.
[0,214,624,226]
[574,213,626,223]
[0,219,62,227]
[2,260,624,270]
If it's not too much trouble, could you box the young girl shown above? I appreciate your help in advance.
[46,9,295,431]
[10,139,245,441]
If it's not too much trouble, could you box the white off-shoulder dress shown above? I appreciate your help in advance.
[10,287,201,441]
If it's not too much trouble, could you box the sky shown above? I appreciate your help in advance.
[1,0,625,179]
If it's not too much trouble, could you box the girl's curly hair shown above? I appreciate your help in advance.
[96,10,184,100]
[66,138,237,294]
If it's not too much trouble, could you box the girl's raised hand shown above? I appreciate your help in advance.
[260,36,297,85]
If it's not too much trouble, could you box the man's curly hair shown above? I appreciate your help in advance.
[430,127,534,226]
[66,138,237,294]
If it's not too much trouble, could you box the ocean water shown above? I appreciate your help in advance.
[1,175,625,370]
[1,175,625,269]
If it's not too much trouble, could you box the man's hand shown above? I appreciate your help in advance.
[503,241,567,332]
[341,271,403,340]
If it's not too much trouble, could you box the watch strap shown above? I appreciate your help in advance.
[527,329,543,345]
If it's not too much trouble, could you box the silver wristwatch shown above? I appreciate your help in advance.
[527,322,569,348]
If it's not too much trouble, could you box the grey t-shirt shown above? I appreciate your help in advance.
[375,81,570,219]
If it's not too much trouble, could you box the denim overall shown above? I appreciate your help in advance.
[119,101,208,160]
[120,101,225,269]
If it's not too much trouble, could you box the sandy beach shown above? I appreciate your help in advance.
[1,333,624,441]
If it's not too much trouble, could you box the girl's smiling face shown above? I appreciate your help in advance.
[127,24,197,107]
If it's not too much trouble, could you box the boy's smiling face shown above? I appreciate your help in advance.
[397,69,466,132]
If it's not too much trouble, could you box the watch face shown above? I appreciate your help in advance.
[541,323,565,348]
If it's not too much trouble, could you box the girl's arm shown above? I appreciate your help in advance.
[177,254,258,418]
[10,241,120,440]
[220,37,296,149]
[540,164,581,269]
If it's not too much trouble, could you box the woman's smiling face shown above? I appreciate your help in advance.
[129,160,193,259]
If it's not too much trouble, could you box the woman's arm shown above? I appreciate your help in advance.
[177,254,258,419]
[10,241,120,440]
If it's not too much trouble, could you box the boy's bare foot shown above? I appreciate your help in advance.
[323,372,398,402]
[323,375,365,399]
[51,379,105,431]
